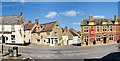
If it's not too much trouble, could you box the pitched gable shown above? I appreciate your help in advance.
[40,21,56,32]
[69,28,79,36]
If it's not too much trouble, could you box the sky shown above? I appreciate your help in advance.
[1,2,118,31]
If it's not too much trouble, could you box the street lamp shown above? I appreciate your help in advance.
[1,35,4,56]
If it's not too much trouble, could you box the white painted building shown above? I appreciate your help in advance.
[0,12,27,44]
[68,28,81,45]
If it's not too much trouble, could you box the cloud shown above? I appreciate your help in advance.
[60,10,84,17]
[93,15,105,18]
[62,10,77,17]
[45,11,57,18]
[73,23,80,25]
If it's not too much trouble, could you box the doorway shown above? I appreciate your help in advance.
[103,37,106,44]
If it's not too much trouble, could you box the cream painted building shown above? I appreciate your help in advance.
[40,21,63,46]
[24,19,41,44]
[0,12,27,44]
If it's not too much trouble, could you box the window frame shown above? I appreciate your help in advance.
[109,26,112,32]
[109,35,113,40]
[103,26,107,32]
[96,35,100,41]
[84,27,88,32]
[84,36,88,42]
[11,35,15,40]
[96,26,99,32]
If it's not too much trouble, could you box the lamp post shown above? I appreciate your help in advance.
[1,35,3,55]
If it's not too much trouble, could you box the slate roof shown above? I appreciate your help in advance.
[40,21,56,32]
[69,28,79,36]
[0,15,24,25]
[81,18,115,26]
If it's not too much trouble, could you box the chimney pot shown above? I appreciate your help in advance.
[35,19,39,25]
[28,20,31,25]
[89,16,94,21]
[20,11,23,16]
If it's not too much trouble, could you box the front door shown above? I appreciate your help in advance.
[103,37,106,44]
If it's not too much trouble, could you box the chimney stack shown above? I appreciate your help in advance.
[65,26,68,31]
[28,20,31,25]
[114,15,118,21]
[20,11,23,17]
[89,15,94,21]
[35,19,39,25]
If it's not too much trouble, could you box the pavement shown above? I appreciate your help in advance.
[0,43,119,61]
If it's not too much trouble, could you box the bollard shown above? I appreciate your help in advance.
[13,47,18,57]
[8,48,13,57]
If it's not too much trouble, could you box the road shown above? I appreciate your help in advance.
[0,44,119,60]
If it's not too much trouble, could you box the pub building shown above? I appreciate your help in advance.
[80,15,120,46]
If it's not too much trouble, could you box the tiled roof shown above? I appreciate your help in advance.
[40,21,56,32]
[81,18,114,26]
[70,28,79,36]
[24,23,35,30]
[0,15,24,25]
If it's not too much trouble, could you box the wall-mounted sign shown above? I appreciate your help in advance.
[90,29,94,35]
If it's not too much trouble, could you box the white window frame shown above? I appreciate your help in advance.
[84,36,88,42]
[84,27,88,32]
[103,26,107,32]
[109,26,112,32]
[109,35,113,40]
[96,35,100,41]
[96,26,99,32]
[11,35,15,40]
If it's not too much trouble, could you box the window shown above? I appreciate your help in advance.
[51,38,53,44]
[54,32,57,36]
[54,38,58,44]
[109,35,113,40]
[11,25,15,31]
[109,26,112,32]
[96,35,100,41]
[37,27,40,31]
[24,35,26,38]
[96,27,99,32]
[46,38,50,43]
[84,36,88,42]
[103,26,107,32]
[6,37,8,40]
[11,35,15,40]
[37,39,40,42]
[56,25,59,28]
[84,27,88,32]
[2,25,4,31]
